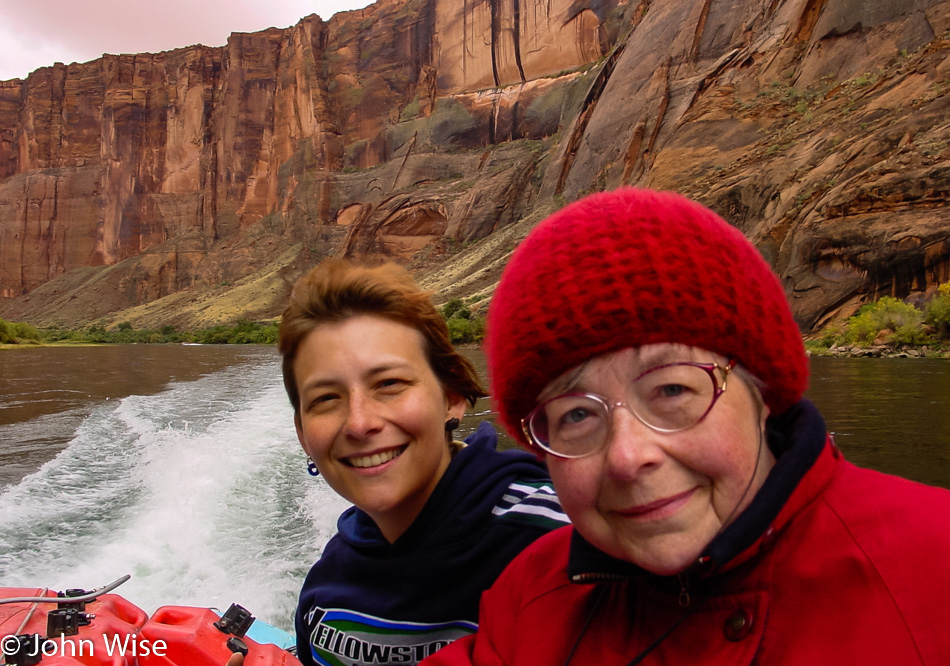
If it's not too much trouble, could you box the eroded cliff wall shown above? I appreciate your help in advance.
[541,0,950,327]
[0,0,622,325]
[0,0,948,330]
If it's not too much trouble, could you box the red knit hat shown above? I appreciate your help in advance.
[486,187,808,445]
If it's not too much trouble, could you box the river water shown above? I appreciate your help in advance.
[0,345,347,631]
[1,345,948,631]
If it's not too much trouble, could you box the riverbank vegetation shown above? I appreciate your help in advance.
[9,285,946,352]
[0,319,42,344]
[1,318,280,346]
[807,283,950,357]
[440,297,487,344]
[1,298,489,347]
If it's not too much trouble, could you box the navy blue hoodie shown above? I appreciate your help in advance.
[295,421,568,666]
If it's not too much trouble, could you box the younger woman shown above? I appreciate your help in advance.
[278,260,567,666]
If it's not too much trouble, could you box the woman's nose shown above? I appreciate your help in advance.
[602,406,665,480]
[343,393,384,438]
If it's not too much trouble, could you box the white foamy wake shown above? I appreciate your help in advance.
[0,354,349,632]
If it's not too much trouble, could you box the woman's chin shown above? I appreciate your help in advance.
[599,535,707,577]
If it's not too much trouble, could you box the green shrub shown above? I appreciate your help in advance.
[924,283,950,337]
[441,299,465,320]
[891,322,932,346]
[446,316,485,344]
[193,320,279,345]
[806,321,844,352]
[841,296,927,346]
[198,326,233,344]
[440,297,486,344]
[0,318,41,344]
[817,322,844,349]
[11,321,41,341]
[255,324,279,345]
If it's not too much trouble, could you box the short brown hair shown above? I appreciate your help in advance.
[279,259,486,415]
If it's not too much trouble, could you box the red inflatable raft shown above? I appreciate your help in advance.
[0,576,300,666]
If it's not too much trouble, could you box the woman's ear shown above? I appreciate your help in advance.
[753,388,771,444]
[760,403,771,431]
[755,387,770,431]
[294,412,308,450]
[446,391,467,422]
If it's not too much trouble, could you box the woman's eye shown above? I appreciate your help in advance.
[377,378,410,392]
[659,384,686,398]
[562,407,591,424]
[307,393,339,412]
[557,407,591,428]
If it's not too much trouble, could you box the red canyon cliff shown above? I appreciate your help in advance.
[0,0,948,330]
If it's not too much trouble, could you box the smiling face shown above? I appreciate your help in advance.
[293,314,466,543]
[542,344,773,575]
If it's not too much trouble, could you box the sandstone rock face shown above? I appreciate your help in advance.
[541,0,950,328]
[432,0,612,92]
[0,0,948,332]
[0,0,617,325]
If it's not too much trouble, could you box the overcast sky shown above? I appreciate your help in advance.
[0,0,373,81]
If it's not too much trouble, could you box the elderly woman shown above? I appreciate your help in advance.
[421,188,950,665]
[278,260,568,666]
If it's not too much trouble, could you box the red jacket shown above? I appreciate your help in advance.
[422,402,950,665]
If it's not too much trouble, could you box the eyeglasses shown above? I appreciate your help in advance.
[521,360,736,459]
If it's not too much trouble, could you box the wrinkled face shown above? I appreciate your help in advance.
[293,315,466,543]
[541,344,773,575]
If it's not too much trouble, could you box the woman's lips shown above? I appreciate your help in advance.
[616,487,696,519]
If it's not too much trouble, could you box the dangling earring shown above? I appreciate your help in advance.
[445,417,460,432]
[307,457,320,477]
